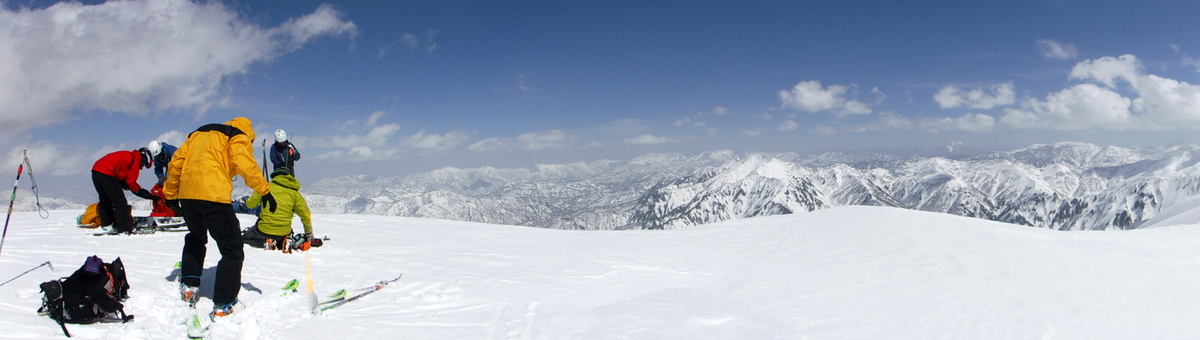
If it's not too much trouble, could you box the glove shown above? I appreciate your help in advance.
[261,192,277,213]
[134,188,154,200]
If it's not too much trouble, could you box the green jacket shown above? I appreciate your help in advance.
[247,174,312,236]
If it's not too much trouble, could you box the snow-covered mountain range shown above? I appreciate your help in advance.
[303,142,1200,231]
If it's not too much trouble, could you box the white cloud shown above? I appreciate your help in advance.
[1068,54,1141,89]
[933,83,1016,109]
[311,115,404,160]
[152,130,187,147]
[844,112,917,133]
[673,118,704,128]
[1038,39,1078,60]
[674,106,729,129]
[870,87,888,103]
[401,33,419,49]
[517,72,536,93]
[996,54,1200,130]
[999,84,1133,130]
[920,113,996,132]
[816,112,993,134]
[467,129,575,152]
[402,130,472,151]
[5,141,93,176]
[779,80,872,117]
[623,135,676,145]
[366,111,387,126]
[0,0,356,137]
[778,120,799,132]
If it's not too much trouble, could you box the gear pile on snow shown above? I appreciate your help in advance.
[37,255,133,337]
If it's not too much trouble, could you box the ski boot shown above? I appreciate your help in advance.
[180,284,200,307]
[210,300,238,319]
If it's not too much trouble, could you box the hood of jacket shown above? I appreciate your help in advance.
[226,117,255,141]
[270,174,301,192]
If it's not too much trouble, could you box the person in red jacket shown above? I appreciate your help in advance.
[92,147,156,233]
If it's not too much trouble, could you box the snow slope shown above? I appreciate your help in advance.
[3,207,1200,339]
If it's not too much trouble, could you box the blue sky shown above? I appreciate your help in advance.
[5,0,1200,200]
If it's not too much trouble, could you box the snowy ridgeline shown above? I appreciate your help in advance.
[20,142,1200,231]
[302,142,1200,230]
[4,206,1200,339]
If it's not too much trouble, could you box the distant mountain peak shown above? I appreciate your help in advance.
[302,142,1200,231]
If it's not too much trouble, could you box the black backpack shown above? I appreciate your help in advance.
[37,255,134,337]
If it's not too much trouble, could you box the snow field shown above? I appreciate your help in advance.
[2,206,1200,339]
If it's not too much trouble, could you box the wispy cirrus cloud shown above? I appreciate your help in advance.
[467,129,577,152]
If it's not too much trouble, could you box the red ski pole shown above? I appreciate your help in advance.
[0,153,25,257]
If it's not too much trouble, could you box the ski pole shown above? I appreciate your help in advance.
[261,139,268,179]
[0,260,52,287]
[0,151,25,257]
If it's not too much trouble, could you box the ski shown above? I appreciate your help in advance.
[186,312,207,339]
[319,274,402,312]
[93,227,187,236]
[280,278,299,296]
[317,289,348,305]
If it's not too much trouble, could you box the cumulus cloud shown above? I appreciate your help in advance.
[311,113,405,161]
[152,130,187,148]
[998,54,1200,130]
[1068,54,1142,88]
[933,83,1016,109]
[0,0,356,137]
[999,83,1133,130]
[1038,39,1078,60]
[467,129,576,152]
[779,80,872,116]
[4,141,95,176]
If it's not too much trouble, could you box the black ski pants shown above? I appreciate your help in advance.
[179,199,243,306]
[92,171,134,232]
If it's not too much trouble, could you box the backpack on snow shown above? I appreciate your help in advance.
[37,255,134,337]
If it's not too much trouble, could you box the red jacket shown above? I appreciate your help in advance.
[92,150,145,193]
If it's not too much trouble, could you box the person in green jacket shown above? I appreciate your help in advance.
[242,167,314,251]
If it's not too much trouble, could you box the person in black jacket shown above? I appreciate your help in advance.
[270,129,301,176]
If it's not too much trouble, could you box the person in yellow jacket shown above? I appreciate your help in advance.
[164,117,277,317]
[242,167,314,251]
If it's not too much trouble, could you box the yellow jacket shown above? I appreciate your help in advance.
[164,117,270,203]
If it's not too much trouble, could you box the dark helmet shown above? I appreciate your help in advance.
[137,148,153,169]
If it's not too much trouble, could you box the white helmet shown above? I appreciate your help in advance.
[147,140,163,158]
[275,129,288,143]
